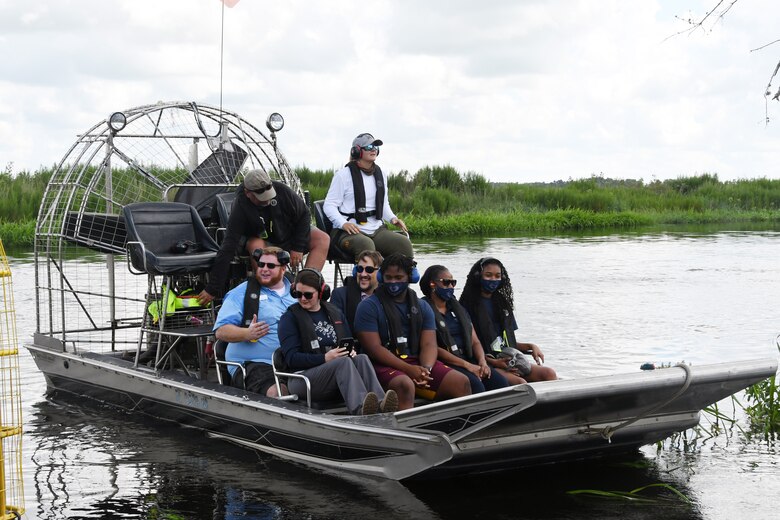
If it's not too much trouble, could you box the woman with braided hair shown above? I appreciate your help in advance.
[459,257,556,384]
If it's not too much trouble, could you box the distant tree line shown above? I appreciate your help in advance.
[2,163,780,246]
[300,165,780,216]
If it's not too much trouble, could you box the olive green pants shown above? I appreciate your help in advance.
[331,224,413,261]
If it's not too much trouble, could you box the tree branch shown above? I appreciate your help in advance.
[668,0,739,39]
[751,39,780,53]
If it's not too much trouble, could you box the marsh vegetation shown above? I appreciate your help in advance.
[3,163,780,246]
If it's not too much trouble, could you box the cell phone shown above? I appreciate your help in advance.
[338,337,355,354]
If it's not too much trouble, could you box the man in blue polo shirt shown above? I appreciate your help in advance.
[213,246,295,395]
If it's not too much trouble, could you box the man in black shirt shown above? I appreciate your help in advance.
[198,169,329,304]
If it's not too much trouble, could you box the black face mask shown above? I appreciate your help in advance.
[385,281,408,297]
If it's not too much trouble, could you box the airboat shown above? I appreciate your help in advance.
[26,101,778,480]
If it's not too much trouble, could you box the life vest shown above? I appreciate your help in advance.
[241,276,263,327]
[423,296,474,360]
[341,162,385,223]
[375,286,422,357]
[147,285,204,324]
[342,276,364,328]
[470,295,518,356]
[288,302,348,352]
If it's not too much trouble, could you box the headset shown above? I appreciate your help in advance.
[350,133,380,160]
[473,256,501,277]
[251,248,291,266]
[294,267,331,301]
[377,262,420,284]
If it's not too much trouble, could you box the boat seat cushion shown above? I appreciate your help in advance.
[123,202,219,275]
[215,191,237,228]
[313,200,354,264]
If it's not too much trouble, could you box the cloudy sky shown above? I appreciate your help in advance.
[1,0,778,183]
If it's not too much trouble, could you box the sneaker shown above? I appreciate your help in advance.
[361,392,379,415]
[380,389,399,413]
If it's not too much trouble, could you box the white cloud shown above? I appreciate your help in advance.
[0,0,778,182]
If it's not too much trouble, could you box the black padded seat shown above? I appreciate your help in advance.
[213,191,237,245]
[313,200,354,264]
[123,202,219,275]
[213,339,239,386]
[215,191,236,228]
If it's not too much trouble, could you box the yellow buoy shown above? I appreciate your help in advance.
[0,239,24,519]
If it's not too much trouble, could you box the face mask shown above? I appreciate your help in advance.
[385,282,408,297]
[434,286,455,301]
[481,279,502,293]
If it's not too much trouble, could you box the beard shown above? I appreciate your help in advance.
[258,268,285,288]
[358,275,376,292]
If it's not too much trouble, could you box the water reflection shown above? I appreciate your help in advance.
[13,227,780,519]
[30,398,707,520]
[28,400,438,519]
[412,458,704,520]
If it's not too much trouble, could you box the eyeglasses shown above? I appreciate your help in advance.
[250,185,272,194]
[291,290,316,300]
[436,278,457,287]
[355,265,377,274]
[257,261,280,269]
[361,144,380,152]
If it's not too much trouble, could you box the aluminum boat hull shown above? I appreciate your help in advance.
[27,335,776,480]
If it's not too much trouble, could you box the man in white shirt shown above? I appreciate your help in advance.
[323,133,413,260]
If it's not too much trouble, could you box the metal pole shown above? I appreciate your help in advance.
[106,132,117,351]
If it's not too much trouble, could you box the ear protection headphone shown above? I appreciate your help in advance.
[295,267,331,300]
[377,262,420,284]
[350,133,380,160]
[252,248,291,266]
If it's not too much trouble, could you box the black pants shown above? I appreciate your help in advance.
[231,361,276,395]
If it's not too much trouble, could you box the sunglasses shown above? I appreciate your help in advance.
[291,290,316,300]
[257,261,281,269]
[361,144,380,152]
[250,185,272,194]
[355,265,377,274]
[436,278,457,287]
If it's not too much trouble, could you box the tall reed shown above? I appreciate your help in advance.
[3,165,780,245]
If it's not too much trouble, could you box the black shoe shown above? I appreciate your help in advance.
[137,348,157,363]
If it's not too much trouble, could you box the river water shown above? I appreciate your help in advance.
[6,227,780,519]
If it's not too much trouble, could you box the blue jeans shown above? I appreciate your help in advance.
[452,365,510,393]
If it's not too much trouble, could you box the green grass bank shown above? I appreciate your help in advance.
[2,165,780,246]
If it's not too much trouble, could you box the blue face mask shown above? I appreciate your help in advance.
[434,286,455,301]
[385,282,408,297]
[481,279,502,293]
